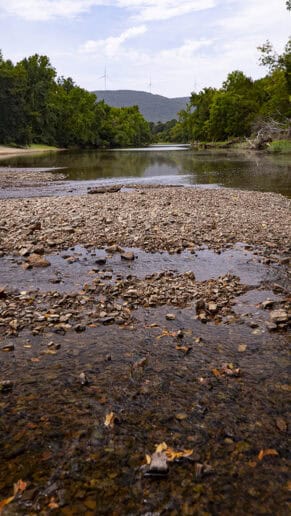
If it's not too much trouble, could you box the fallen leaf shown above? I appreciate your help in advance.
[238,344,247,352]
[155,442,168,453]
[0,480,27,515]
[175,413,188,421]
[30,357,40,363]
[48,497,59,510]
[154,442,193,462]
[156,329,177,340]
[104,412,116,428]
[145,454,152,465]
[258,449,279,461]
[0,495,14,514]
[13,480,27,496]
[212,368,221,378]
[176,345,192,354]
[165,447,193,462]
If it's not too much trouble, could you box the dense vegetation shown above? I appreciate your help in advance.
[0,53,151,148]
[158,37,291,144]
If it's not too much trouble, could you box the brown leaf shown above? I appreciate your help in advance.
[258,449,279,461]
[0,480,27,515]
[212,368,221,378]
[104,412,116,428]
[154,442,193,462]
[156,329,177,340]
[13,480,27,496]
[176,345,192,354]
[48,497,59,510]
[0,496,15,514]
[165,447,193,462]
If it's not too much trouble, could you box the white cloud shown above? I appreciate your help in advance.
[0,0,216,21]
[80,25,147,57]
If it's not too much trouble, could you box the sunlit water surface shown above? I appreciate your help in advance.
[0,145,290,197]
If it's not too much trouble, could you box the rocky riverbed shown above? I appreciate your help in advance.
[0,186,290,515]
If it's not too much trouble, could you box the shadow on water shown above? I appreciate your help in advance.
[0,147,290,197]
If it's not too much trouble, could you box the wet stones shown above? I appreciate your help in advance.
[26,254,50,267]
[121,251,135,261]
[0,380,13,392]
[270,309,288,324]
[166,313,176,320]
[144,451,169,477]
[1,343,14,352]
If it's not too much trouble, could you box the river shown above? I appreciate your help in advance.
[0,145,290,197]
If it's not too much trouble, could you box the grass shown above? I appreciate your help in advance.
[267,140,291,154]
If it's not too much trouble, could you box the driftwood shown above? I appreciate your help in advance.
[88,185,121,194]
[247,117,291,150]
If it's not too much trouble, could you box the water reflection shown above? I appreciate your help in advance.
[0,147,290,196]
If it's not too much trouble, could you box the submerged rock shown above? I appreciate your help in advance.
[270,309,289,325]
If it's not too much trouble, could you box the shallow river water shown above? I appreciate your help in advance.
[0,147,290,514]
[0,146,290,197]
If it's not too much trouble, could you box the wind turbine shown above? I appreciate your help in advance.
[99,66,109,90]
[148,75,152,94]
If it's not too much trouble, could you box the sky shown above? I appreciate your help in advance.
[0,0,290,97]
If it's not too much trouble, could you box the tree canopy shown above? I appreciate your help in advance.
[173,37,290,143]
[0,53,151,148]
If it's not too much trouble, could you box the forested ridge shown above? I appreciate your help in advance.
[93,90,189,123]
[0,53,151,148]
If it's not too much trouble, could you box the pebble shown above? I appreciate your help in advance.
[270,310,289,324]
[166,313,176,320]
[121,251,135,261]
[1,344,14,352]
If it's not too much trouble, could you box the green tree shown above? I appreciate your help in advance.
[207,91,258,140]
[0,53,30,145]
[17,54,57,144]
[54,77,102,147]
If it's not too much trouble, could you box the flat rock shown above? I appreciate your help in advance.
[270,309,289,324]
[27,254,50,267]
[121,251,135,261]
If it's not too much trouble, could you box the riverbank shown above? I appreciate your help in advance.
[0,186,290,514]
[0,144,62,157]
[191,138,291,154]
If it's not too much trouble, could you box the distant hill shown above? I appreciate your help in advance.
[93,90,189,123]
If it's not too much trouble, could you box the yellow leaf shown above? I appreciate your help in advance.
[0,496,15,514]
[0,479,27,515]
[156,329,177,340]
[155,442,168,453]
[104,412,115,428]
[145,454,152,465]
[258,449,279,461]
[153,443,193,462]
[165,447,193,462]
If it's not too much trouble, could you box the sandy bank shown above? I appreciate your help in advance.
[0,145,62,157]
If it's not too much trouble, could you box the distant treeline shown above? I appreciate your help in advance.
[0,52,151,148]
[152,37,291,143]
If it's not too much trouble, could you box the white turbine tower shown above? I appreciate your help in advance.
[148,75,152,94]
[99,66,108,90]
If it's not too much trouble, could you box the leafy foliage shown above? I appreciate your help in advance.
[0,53,151,148]
[175,39,291,143]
